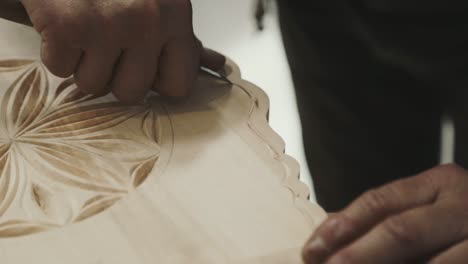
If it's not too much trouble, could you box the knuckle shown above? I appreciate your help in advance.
[60,18,87,42]
[28,8,53,34]
[117,1,161,43]
[433,163,464,177]
[43,18,88,47]
[430,163,467,186]
[438,163,463,171]
[127,1,161,23]
[359,188,392,214]
[382,216,420,245]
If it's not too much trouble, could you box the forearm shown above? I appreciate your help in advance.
[0,0,31,25]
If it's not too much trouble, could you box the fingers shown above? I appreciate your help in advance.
[302,215,357,263]
[110,45,160,103]
[303,171,441,263]
[429,240,468,264]
[74,47,121,95]
[344,171,440,225]
[155,38,199,97]
[324,205,465,264]
[41,37,218,101]
[200,48,225,72]
[41,38,82,78]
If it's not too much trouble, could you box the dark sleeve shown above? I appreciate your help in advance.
[0,1,31,26]
[359,0,468,12]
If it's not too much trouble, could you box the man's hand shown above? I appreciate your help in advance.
[303,164,468,264]
[19,0,225,102]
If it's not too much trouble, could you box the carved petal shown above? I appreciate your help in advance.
[0,60,164,233]
[0,59,34,72]
[0,220,52,238]
[74,195,121,222]
[50,78,98,110]
[17,142,129,193]
[26,102,145,138]
[0,65,47,136]
[132,156,158,187]
[142,109,160,143]
[0,145,14,216]
[64,135,160,163]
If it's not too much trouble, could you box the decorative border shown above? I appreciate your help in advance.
[222,58,326,226]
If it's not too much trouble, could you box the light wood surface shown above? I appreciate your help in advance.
[0,19,326,263]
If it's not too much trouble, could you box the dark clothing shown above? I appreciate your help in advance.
[277,0,468,211]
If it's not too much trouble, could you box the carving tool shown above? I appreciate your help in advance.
[199,66,233,85]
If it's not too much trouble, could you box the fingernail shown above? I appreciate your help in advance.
[319,216,348,243]
[321,217,342,238]
[304,217,343,257]
[326,254,348,264]
[306,236,328,252]
[303,236,331,263]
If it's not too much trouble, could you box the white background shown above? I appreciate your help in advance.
[192,0,316,199]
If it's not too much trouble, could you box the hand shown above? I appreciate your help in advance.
[20,0,225,102]
[303,164,468,264]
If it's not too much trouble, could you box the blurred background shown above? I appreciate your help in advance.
[192,0,457,202]
[192,0,316,198]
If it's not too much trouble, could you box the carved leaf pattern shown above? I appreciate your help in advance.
[0,59,34,72]
[0,220,54,238]
[0,60,162,237]
[75,195,121,222]
[0,149,13,216]
[52,77,96,108]
[0,66,47,136]
[131,109,161,187]
[143,108,160,143]
[132,156,159,187]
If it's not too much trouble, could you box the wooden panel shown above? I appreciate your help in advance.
[0,20,326,263]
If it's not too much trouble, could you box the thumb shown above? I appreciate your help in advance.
[200,48,226,72]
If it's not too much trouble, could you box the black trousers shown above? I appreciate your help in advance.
[277,1,468,211]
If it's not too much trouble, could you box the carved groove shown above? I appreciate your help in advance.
[0,59,163,237]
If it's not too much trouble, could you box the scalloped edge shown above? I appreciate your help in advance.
[223,58,327,226]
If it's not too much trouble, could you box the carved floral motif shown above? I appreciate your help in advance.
[0,60,162,237]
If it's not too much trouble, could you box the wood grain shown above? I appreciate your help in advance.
[0,60,164,236]
[0,20,326,263]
